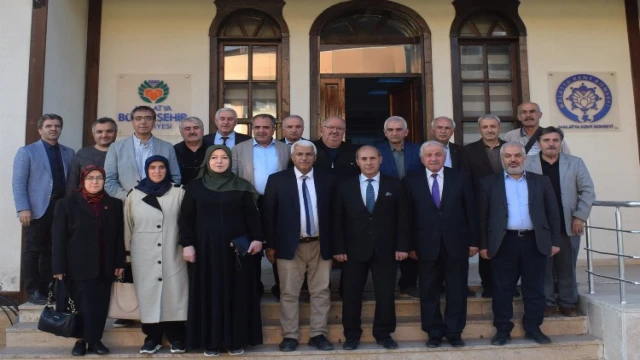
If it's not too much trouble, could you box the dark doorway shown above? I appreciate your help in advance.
[344,77,423,145]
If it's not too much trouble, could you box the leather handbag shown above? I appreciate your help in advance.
[231,235,250,257]
[37,280,80,338]
[107,278,140,320]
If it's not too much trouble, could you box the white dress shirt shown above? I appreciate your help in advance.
[359,173,380,206]
[504,171,534,230]
[426,167,444,200]
[295,167,319,237]
[133,134,154,179]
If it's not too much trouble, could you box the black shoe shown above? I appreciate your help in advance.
[308,335,334,351]
[87,341,109,355]
[491,333,511,346]
[376,337,398,349]
[398,287,420,299]
[343,338,359,350]
[28,291,47,305]
[170,341,186,354]
[139,340,162,354]
[113,319,135,328]
[426,337,442,348]
[279,338,298,352]
[72,340,86,356]
[525,331,551,344]
[446,336,465,348]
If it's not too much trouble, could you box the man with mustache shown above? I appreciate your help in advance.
[174,116,209,186]
[524,127,595,317]
[13,114,75,304]
[202,107,251,148]
[431,116,463,170]
[478,142,561,346]
[462,114,506,298]
[504,102,571,156]
[404,141,478,348]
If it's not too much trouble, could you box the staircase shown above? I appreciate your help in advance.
[0,289,602,359]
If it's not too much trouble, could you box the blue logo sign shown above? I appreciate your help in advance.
[555,73,613,123]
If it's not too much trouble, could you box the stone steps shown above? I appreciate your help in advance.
[0,335,603,360]
[6,313,587,347]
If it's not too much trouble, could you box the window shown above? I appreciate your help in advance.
[451,7,528,145]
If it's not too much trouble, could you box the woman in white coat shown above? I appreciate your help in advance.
[125,155,188,354]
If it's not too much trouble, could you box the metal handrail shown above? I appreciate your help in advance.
[585,200,640,304]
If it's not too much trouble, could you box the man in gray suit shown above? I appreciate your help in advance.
[232,113,290,296]
[479,142,561,346]
[525,127,595,317]
[105,105,181,201]
[13,114,75,304]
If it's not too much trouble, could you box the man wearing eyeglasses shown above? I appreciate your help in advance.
[312,117,360,182]
[174,116,209,186]
[105,105,181,201]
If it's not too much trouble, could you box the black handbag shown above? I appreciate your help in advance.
[231,235,250,257]
[37,280,80,338]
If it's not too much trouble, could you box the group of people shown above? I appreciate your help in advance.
[12,101,595,356]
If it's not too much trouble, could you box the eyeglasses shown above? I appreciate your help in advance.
[85,176,105,182]
[133,116,154,122]
[323,125,345,132]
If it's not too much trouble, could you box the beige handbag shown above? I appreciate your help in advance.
[107,281,140,320]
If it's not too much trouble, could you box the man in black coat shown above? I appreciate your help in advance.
[333,145,409,351]
[279,115,306,145]
[432,116,463,170]
[404,141,479,348]
[264,140,337,352]
[462,114,506,298]
[202,107,251,148]
[312,116,360,182]
[478,142,561,346]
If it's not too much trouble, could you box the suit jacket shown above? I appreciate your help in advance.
[104,135,181,201]
[376,141,423,179]
[478,172,562,257]
[263,168,336,261]
[333,174,410,262]
[448,142,463,170]
[203,131,251,147]
[313,139,361,182]
[52,192,125,280]
[12,140,75,219]
[462,138,506,193]
[404,167,478,261]
[231,139,290,188]
[279,137,306,144]
[525,153,596,236]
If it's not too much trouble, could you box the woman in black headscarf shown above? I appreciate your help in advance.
[125,155,188,354]
[52,165,125,356]
[179,145,263,356]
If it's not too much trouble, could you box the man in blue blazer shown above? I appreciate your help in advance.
[375,116,423,299]
[12,114,75,304]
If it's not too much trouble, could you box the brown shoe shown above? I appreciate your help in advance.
[543,306,557,317]
[559,305,580,317]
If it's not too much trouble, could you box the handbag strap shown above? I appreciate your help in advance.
[48,279,78,314]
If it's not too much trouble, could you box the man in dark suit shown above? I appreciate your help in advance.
[375,116,423,299]
[432,116,463,170]
[279,115,306,145]
[313,116,360,182]
[462,114,506,298]
[333,145,409,351]
[202,107,251,148]
[404,141,478,348]
[478,142,561,346]
[264,140,337,352]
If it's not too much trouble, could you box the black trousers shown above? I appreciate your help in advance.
[398,258,418,290]
[418,240,469,338]
[142,321,186,344]
[491,232,547,334]
[69,278,112,343]
[342,255,397,341]
[479,257,492,294]
[22,201,56,294]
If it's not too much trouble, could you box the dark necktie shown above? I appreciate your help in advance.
[301,176,315,236]
[365,179,375,213]
[431,173,441,208]
[221,136,229,146]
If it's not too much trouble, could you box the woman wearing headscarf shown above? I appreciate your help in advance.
[52,165,125,356]
[179,145,263,356]
[125,155,188,354]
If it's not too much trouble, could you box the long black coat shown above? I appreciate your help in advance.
[52,192,125,280]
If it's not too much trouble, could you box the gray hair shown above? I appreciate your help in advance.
[478,114,501,124]
[500,141,526,157]
[383,116,408,130]
[215,107,238,119]
[517,101,541,113]
[179,116,204,131]
[431,116,456,129]
[321,116,345,126]
[419,140,446,157]
[291,139,317,155]
[283,115,304,125]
